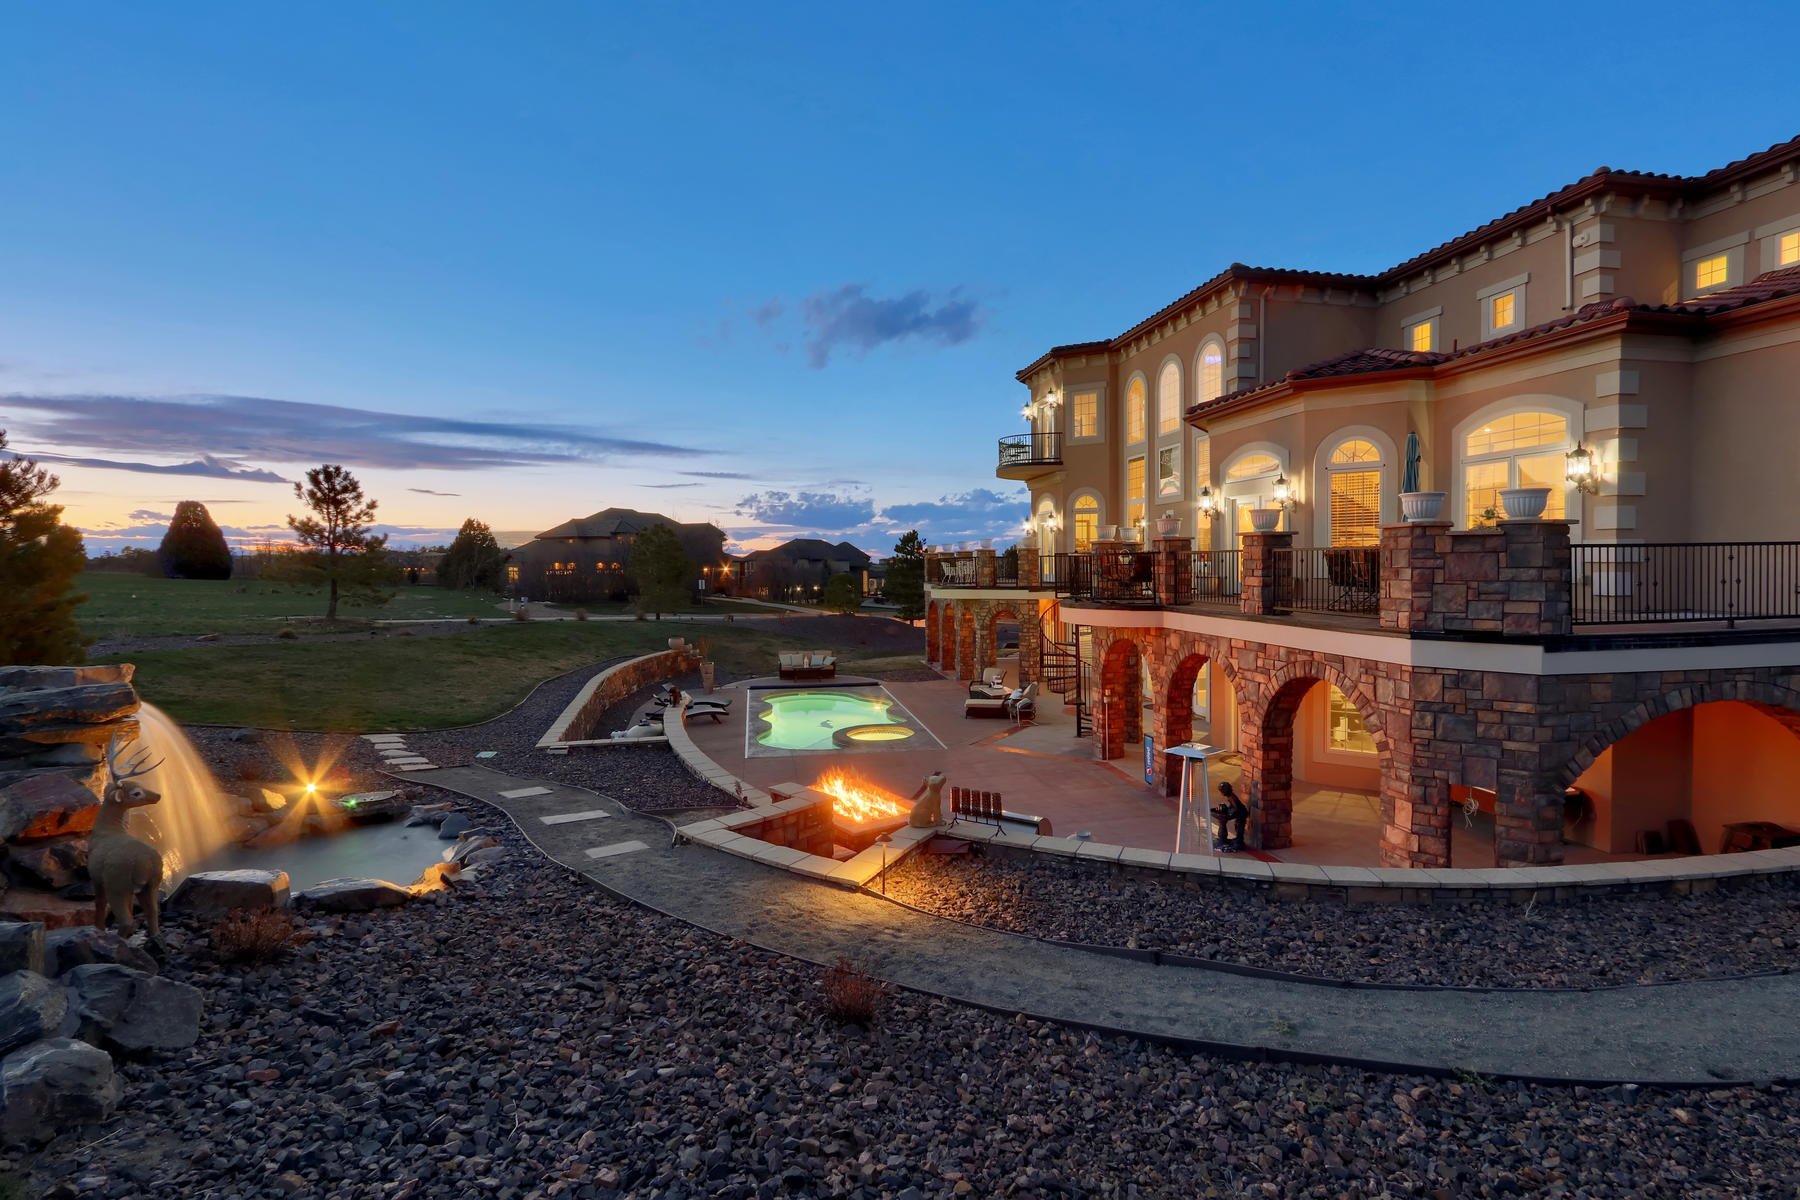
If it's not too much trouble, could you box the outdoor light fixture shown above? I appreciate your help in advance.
[1272,473,1293,507]
[1565,442,1600,494]
[1196,486,1218,517]
[1042,390,1061,408]
[1020,403,1033,420]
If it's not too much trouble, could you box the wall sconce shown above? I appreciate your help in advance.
[1020,403,1034,420]
[1271,473,1293,507]
[1042,390,1061,408]
[1196,486,1219,518]
[1565,442,1600,494]
[1044,514,1059,532]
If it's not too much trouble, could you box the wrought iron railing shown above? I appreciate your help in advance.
[930,557,981,587]
[1184,549,1242,608]
[1287,546,1381,616]
[1572,542,1800,626]
[997,431,1063,470]
[1052,549,1160,606]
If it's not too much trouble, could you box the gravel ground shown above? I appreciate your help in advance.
[91,621,493,658]
[15,806,1800,1199]
[885,851,1800,990]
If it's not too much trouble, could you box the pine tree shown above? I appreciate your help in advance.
[822,572,862,615]
[0,430,88,663]
[285,464,394,619]
[886,529,926,621]
[439,518,506,590]
[157,500,233,579]
[628,524,691,620]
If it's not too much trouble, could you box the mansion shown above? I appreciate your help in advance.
[930,134,1800,870]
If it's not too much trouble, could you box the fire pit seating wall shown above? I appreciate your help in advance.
[541,648,703,747]
[723,786,837,856]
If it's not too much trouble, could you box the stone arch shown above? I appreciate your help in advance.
[1096,636,1146,760]
[1557,679,1800,790]
[985,603,1038,685]
[955,605,977,681]
[1245,659,1393,853]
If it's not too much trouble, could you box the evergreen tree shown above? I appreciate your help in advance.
[157,500,233,579]
[822,572,862,615]
[439,518,506,590]
[628,524,691,620]
[284,464,395,619]
[886,529,926,621]
[0,430,88,664]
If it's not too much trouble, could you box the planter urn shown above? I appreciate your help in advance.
[1399,491,1447,522]
[1247,508,1282,533]
[1499,487,1552,520]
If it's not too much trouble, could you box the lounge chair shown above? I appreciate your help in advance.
[1006,681,1039,725]
[963,694,1009,719]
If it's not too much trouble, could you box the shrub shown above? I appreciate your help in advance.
[276,628,299,640]
[820,957,885,1027]
[467,615,480,625]
[512,607,530,622]
[574,608,588,621]
[210,909,312,964]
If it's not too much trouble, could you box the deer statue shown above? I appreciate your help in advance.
[88,734,166,943]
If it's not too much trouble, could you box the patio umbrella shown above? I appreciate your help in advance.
[1402,430,1421,493]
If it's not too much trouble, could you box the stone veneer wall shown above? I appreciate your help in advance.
[924,597,1044,685]
[548,648,700,744]
[740,789,836,856]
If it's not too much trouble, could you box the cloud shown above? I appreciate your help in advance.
[18,450,288,483]
[735,490,876,530]
[2,392,712,475]
[127,508,172,522]
[642,482,699,489]
[797,285,983,367]
[680,470,758,480]
[749,298,783,327]
[881,488,1027,541]
[407,488,460,496]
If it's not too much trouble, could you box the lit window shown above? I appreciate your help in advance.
[1462,410,1570,526]
[1225,452,1281,482]
[1157,360,1182,436]
[1408,319,1435,352]
[1157,444,1181,498]
[1072,391,1099,439]
[1326,438,1383,547]
[1192,434,1213,541]
[1694,254,1730,290]
[1126,457,1146,529]
[1325,685,1377,755]
[1490,292,1515,330]
[1197,341,1225,403]
[1073,495,1100,551]
[1782,232,1800,267]
[1126,377,1147,443]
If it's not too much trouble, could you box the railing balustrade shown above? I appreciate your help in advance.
[996,431,1063,469]
[1286,546,1381,616]
[1184,549,1242,608]
[1572,542,1800,626]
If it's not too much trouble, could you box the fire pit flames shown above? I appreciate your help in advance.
[815,769,910,850]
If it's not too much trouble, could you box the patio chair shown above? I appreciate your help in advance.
[1006,681,1039,725]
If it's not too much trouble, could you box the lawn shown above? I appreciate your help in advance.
[76,573,505,639]
[101,620,845,731]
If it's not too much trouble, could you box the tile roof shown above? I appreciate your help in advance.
[1020,134,1800,380]
[533,507,721,541]
[1189,265,1800,421]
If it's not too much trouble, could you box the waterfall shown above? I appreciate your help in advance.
[130,703,235,884]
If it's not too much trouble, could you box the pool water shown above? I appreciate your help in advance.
[756,690,907,751]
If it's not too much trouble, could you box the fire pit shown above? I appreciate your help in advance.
[814,769,910,851]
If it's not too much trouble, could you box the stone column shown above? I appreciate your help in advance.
[924,601,939,665]
[1498,519,1573,637]
[1494,772,1566,866]
[975,549,997,588]
[1239,530,1294,616]
[1019,546,1041,590]
[955,607,976,681]
[1153,537,1188,608]
[1380,521,1450,633]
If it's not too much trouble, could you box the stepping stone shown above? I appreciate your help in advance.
[363,735,405,744]
[499,786,552,800]
[384,757,430,766]
[583,840,648,860]
[539,809,610,826]
[396,764,439,772]
[378,750,417,759]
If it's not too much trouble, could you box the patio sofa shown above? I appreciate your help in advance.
[778,651,837,681]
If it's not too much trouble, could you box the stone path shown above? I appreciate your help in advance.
[411,763,1800,1086]
[362,732,439,772]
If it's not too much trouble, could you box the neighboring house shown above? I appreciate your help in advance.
[737,538,873,602]
[508,508,726,603]
[391,549,445,585]
[931,133,1800,872]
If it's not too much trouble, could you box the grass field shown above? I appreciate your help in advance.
[101,620,882,730]
[76,573,506,639]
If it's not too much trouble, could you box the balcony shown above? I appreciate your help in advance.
[996,431,1063,480]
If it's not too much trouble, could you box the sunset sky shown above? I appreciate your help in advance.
[5,2,1796,556]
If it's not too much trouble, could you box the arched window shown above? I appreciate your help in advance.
[1225,452,1281,481]
[1125,376,1147,443]
[1462,410,1571,525]
[1223,450,1286,537]
[1196,339,1225,405]
[1072,494,1102,551]
[1326,437,1384,547]
[1157,359,1182,436]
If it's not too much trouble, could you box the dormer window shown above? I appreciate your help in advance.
[1694,253,1730,291]
[1477,274,1528,340]
[1782,231,1800,267]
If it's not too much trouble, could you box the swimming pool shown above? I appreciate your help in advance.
[748,686,937,755]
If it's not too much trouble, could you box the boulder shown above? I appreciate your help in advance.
[256,787,289,813]
[0,892,91,931]
[0,665,134,692]
[170,869,291,917]
[42,927,156,977]
[462,845,510,869]
[0,680,139,730]
[404,804,455,827]
[335,790,408,824]
[445,834,499,865]
[61,964,203,1056]
[0,775,100,841]
[298,878,412,913]
[0,924,44,976]
[0,1038,121,1145]
[4,836,89,890]
[436,813,472,841]
[0,972,66,1055]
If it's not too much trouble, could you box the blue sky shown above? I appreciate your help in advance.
[4,1,1797,555]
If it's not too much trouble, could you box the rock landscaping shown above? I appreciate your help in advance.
[886,850,1800,989]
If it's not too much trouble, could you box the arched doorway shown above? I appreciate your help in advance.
[1561,688,1800,858]
[1157,651,1239,796]
[1097,637,1146,760]
[1253,671,1389,855]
